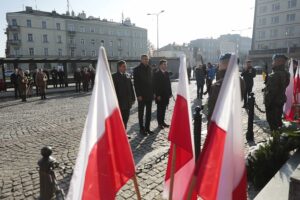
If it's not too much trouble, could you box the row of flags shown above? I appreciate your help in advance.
[66,47,247,200]
[284,59,300,121]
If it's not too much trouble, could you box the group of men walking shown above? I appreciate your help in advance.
[112,55,172,137]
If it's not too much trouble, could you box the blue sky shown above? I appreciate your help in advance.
[0,0,255,57]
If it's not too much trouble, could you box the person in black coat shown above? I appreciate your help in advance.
[10,68,19,98]
[153,59,172,129]
[74,68,82,92]
[133,55,154,135]
[51,68,59,88]
[112,60,136,130]
[241,60,256,107]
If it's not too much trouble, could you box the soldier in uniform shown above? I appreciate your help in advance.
[241,60,256,108]
[112,60,135,130]
[195,64,206,99]
[17,69,28,102]
[264,54,290,131]
[207,53,245,125]
[36,68,48,100]
[153,59,172,129]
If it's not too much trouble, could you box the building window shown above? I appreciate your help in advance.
[110,41,113,47]
[70,38,74,44]
[80,26,85,32]
[58,49,62,56]
[28,34,33,42]
[286,27,295,36]
[71,49,75,57]
[272,3,280,11]
[287,14,296,22]
[118,50,121,57]
[29,48,34,56]
[91,39,95,45]
[57,35,62,43]
[90,27,95,32]
[43,34,48,43]
[12,19,17,26]
[14,48,20,56]
[42,21,47,29]
[81,39,85,45]
[101,40,104,46]
[26,20,31,27]
[258,18,266,25]
[68,24,74,31]
[13,33,18,40]
[91,50,96,56]
[271,16,279,24]
[56,23,61,30]
[288,0,297,8]
[118,40,121,47]
[82,50,86,56]
[259,31,266,39]
[270,29,278,37]
[44,48,48,56]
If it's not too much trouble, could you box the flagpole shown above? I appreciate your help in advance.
[186,175,197,200]
[168,144,177,200]
[132,174,142,200]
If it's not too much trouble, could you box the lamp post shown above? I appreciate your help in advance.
[147,10,165,51]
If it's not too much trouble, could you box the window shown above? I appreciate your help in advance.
[42,21,47,29]
[27,20,31,27]
[118,50,121,57]
[68,24,74,31]
[91,50,96,56]
[13,33,18,40]
[258,18,266,25]
[272,3,280,11]
[80,26,85,32]
[90,27,95,32]
[82,50,86,56]
[12,19,17,26]
[71,49,75,57]
[29,48,34,56]
[56,23,61,30]
[28,34,33,42]
[91,39,95,45]
[287,14,296,22]
[101,40,104,46]
[286,27,295,36]
[57,35,62,43]
[70,38,74,44]
[81,39,85,45]
[14,48,20,56]
[270,29,278,37]
[58,49,62,56]
[288,0,297,8]
[271,16,279,24]
[118,40,121,47]
[43,34,48,43]
[44,48,48,56]
[110,41,113,47]
[259,31,266,39]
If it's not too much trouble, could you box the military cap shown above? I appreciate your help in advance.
[272,54,288,60]
[219,53,232,61]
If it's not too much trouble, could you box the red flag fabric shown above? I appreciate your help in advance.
[284,59,295,121]
[163,55,195,200]
[66,47,135,200]
[188,54,247,200]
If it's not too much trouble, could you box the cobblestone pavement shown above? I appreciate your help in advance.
[0,75,270,199]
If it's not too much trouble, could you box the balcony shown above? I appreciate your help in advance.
[67,31,76,36]
[7,40,21,46]
[7,25,20,31]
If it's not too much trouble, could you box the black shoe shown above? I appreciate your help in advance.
[127,135,131,139]
[146,130,155,135]
[140,128,147,136]
[162,123,170,128]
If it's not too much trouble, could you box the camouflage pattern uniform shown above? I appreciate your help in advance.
[207,70,245,124]
[264,65,290,131]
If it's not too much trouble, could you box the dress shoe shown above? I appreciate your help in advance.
[163,123,170,128]
[146,130,155,135]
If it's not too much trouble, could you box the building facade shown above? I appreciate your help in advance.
[5,7,147,70]
[249,0,300,66]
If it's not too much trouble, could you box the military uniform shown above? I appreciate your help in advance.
[264,64,290,131]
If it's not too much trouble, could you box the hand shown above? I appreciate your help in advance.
[137,96,143,101]
[157,96,161,101]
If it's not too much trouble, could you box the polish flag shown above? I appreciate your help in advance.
[67,47,135,200]
[294,63,300,104]
[163,55,195,200]
[188,54,247,200]
[284,59,294,121]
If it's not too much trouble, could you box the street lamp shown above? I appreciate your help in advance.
[147,10,165,50]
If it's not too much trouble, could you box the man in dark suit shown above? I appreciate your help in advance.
[112,60,136,130]
[133,55,154,135]
[241,60,256,108]
[153,59,172,129]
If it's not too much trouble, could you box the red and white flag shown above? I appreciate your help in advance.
[284,59,294,121]
[188,54,247,200]
[294,62,300,104]
[163,55,195,200]
[67,47,135,200]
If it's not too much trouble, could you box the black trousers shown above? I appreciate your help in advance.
[75,82,81,92]
[197,83,204,99]
[206,79,213,94]
[14,84,19,98]
[121,109,130,129]
[157,103,167,125]
[138,100,152,131]
[244,85,253,106]
[266,103,284,131]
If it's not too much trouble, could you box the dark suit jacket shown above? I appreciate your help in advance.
[153,70,172,105]
[112,72,135,110]
[133,63,153,101]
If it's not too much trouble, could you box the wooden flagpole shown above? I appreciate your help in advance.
[132,174,142,200]
[186,175,197,200]
[168,144,177,200]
